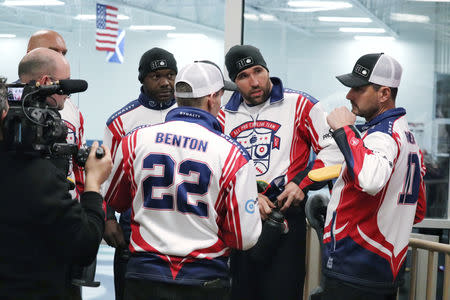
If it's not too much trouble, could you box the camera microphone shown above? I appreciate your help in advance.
[36,79,88,96]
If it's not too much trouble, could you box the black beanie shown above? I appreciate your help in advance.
[225,45,269,81]
[138,47,178,83]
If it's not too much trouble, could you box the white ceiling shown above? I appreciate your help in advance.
[0,0,448,41]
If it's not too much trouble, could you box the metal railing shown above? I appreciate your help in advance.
[304,225,450,300]
[408,238,450,300]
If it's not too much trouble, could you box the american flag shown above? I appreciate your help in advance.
[96,3,118,52]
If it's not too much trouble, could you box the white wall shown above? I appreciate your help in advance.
[0,21,224,140]
[244,23,435,151]
[0,16,436,152]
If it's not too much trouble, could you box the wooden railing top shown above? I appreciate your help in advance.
[409,238,450,254]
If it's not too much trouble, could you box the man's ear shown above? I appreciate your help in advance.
[39,75,52,86]
[1,108,7,121]
[206,95,214,112]
[379,86,391,103]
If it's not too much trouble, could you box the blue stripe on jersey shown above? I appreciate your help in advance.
[165,107,252,161]
[220,133,252,161]
[356,108,406,136]
[284,88,319,105]
[126,253,230,286]
[106,99,140,126]
[323,236,399,289]
[333,127,356,179]
[166,107,223,134]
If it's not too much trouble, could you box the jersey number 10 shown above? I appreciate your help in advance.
[398,153,420,205]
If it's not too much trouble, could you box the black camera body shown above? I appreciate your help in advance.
[3,80,93,166]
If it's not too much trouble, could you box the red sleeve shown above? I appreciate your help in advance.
[414,150,427,224]
[105,133,135,212]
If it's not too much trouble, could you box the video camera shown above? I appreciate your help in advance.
[3,79,99,166]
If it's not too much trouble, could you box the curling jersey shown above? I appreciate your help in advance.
[323,108,426,291]
[103,87,177,160]
[103,88,176,237]
[105,107,262,285]
[60,98,86,200]
[218,77,342,192]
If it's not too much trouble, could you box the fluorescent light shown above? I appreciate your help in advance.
[74,14,95,20]
[288,8,336,12]
[408,0,450,2]
[259,13,277,21]
[244,13,259,21]
[318,16,372,23]
[3,0,64,6]
[390,13,430,23]
[0,34,16,38]
[339,27,386,33]
[354,36,395,41]
[166,33,208,39]
[75,14,129,21]
[130,25,175,31]
[287,1,352,9]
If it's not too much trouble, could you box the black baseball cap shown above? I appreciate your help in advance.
[336,53,402,88]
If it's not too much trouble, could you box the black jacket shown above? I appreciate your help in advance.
[0,144,105,299]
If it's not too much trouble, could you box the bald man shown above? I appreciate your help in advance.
[27,29,67,56]
[23,32,87,300]
[26,30,87,202]
[19,47,70,109]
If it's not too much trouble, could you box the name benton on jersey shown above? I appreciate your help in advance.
[155,132,208,152]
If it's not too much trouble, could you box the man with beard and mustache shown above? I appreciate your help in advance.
[218,45,342,300]
[322,53,426,300]
[102,47,178,300]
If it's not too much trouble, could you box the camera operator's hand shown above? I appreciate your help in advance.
[258,193,275,220]
[104,219,126,249]
[84,141,113,193]
[276,182,305,212]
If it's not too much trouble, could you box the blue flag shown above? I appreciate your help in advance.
[106,29,125,64]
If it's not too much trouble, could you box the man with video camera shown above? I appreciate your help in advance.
[0,66,113,298]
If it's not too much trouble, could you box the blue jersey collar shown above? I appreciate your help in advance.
[165,107,222,133]
[224,77,284,112]
[138,86,176,110]
[356,107,406,132]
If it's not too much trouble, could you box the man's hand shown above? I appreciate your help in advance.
[327,106,356,130]
[103,219,126,249]
[276,182,305,212]
[84,141,113,193]
[258,193,275,220]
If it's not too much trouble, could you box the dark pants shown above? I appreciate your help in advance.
[321,277,397,300]
[230,211,306,300]
[114,247,130,300]
[124,278,230,300]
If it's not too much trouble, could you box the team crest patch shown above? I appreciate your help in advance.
[230,120,281,176]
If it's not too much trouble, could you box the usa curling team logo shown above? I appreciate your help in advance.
[230,120,281,176]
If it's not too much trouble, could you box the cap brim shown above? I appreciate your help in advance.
[224,80,238,92]
[336,73,370,88]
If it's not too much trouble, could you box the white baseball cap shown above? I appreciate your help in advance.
[336,53,402,88]
[175,61,236,98]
